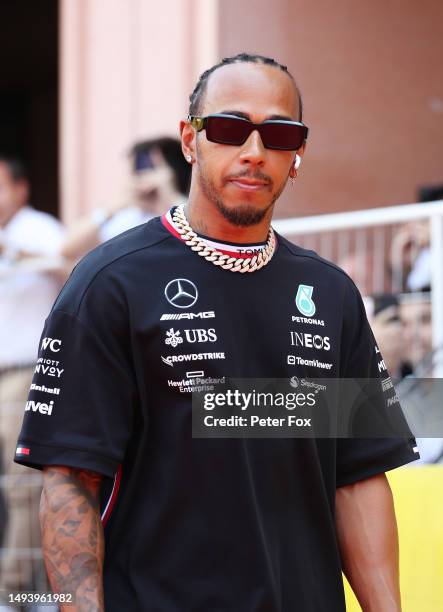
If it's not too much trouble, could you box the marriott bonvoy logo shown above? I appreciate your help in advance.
[34,358,64,378]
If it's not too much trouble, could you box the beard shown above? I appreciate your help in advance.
[196,156,286,228]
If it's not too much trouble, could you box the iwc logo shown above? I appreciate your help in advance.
[295,284,316,317]
[164,279,198,309]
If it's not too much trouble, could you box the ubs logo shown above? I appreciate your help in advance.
[164,279,198,309]
[164,328,217,346]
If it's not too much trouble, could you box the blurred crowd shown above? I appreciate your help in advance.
[0,137,191,598]
[0,137,442,597]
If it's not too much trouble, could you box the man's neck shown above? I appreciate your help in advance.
[185,196,273,244]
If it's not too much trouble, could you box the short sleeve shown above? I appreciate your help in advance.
[336,281,419,487]
[14,305,136,478]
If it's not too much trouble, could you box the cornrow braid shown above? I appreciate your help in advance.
[188,52,303,121]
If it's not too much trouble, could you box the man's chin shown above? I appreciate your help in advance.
[214,200,273,227]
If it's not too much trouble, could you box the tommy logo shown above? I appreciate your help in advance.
[165,328,184,347]
[295,285,316,317]
[25,400,54,415]
[41,337,62,353]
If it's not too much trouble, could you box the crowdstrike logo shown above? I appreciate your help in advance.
[164,279,198,309]
[41,337,62,352]
[161,352,225,367]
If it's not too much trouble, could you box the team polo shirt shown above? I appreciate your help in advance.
[15,208,419,612]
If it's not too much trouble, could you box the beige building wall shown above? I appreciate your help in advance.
[59,0,218,223]
[60,0,443,221]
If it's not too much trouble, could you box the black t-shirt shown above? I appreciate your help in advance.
[15,210,418,611]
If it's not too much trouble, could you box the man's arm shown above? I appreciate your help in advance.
[40,465,104,611]
[335,473,401,612]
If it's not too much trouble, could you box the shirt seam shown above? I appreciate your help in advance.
[76,230,172,315]
[277,235,362,293]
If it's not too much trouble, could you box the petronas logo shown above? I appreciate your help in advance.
[295,284,316,317]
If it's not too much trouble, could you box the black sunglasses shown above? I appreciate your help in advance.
[188,113,308,151]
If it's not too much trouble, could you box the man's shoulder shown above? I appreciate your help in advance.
[276,231,354,286]
[53,217,171,315]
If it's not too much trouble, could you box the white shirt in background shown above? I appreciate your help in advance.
[0,206,65,368]
[99,206,154,243]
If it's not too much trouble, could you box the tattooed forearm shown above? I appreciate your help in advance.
[40,465,104,611]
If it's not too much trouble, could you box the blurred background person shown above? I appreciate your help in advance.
[397,292,443,465]
[390,184,443,293]
[0,154,64,594]
[400,292,433,374]
[363,294,407,379]
[61,137,191,263]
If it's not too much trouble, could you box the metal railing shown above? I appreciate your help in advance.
[274,199,443,377]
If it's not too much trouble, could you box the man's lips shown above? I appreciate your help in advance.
[227,178,271,191]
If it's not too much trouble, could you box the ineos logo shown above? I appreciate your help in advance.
[164,279,198,309]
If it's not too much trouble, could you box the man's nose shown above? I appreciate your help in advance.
[238,129,266,165]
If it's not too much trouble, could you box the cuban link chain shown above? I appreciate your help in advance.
[171,205,276,273]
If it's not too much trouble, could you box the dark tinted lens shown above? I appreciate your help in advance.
[259,122,307,150]
[206,116,251,145]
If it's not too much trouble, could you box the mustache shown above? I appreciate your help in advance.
[223,170,273,186]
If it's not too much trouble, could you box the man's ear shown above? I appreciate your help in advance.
[180,119,196,162]
[289,143,306,178]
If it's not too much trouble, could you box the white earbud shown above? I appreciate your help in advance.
[294,154,301,170]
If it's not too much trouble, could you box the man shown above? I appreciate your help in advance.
[0,154,64,593]
[61,137,191,263]
[15,54,418,611]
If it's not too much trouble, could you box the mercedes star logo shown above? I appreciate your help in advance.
[164,278,198,309]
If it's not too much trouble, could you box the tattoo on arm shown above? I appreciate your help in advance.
[40,466,104,611]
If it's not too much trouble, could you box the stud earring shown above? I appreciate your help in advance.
[186,154,192,163]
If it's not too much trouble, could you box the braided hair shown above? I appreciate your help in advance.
[188,53,303,121]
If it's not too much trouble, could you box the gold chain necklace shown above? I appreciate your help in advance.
[171,205,276,273]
